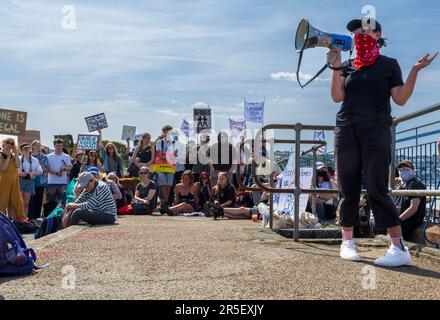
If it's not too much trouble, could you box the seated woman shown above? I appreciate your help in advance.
[131,167,157,215]
[195,171,212,210]
[106,172,130,209]
[164,170,199,216]
[314,167,337,222]
[208,172,237,219]
[217,190,271,220]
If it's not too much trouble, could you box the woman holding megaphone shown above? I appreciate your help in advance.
[328,18,438,267]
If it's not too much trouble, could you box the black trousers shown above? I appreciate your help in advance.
[28,186,46,219]
[334,123,400,230]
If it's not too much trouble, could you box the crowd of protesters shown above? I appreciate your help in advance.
[0,125,434,242]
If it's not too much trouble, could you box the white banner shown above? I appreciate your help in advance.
[273,154,313,217]
[244,101,264,123]
[229,118,246,139]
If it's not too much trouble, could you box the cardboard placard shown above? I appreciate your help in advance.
[0,108,27,136]
[85,113,108,132]
[122,125,136,140]
[193,108,211,134]
[77,134,99,150]
[19,130,41,146]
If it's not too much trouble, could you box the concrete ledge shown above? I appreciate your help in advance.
[275,227,342,239]
[28,226,88,251]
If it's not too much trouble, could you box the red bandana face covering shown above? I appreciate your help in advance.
[354,33,381,69]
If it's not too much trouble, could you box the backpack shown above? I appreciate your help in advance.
[0,213,37,277]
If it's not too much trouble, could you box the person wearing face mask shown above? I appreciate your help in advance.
[394,161,426,240]
[328,17,438,267]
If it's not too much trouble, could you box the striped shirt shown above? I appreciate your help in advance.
[75,180,117,216]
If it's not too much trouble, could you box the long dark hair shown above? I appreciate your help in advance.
[87,150,102,167]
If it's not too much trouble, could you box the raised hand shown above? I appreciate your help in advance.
[414,52,438,71]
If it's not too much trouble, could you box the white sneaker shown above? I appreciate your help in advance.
[340,240,361,261]
[374,244,411,267]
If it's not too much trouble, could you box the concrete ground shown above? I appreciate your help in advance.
[1,215,440,300]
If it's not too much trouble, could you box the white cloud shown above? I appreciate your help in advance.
[270,72,329,82]
[156,109,180,117]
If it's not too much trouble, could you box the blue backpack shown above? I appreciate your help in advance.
[0,213,37,277]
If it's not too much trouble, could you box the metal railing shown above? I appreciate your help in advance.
[236,103,440,243]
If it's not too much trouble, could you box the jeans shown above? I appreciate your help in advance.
[69,209,116,226]
[28,186,46,219]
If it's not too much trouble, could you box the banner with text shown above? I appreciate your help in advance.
[0,108,27,136]
[244,101,264,123]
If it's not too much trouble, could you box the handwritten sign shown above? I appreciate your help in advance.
[122,125,136,140]
[85,113,108,132]
[244,101,264,123]
[193,108,211,134]
[0,108,27,136]
[77,134,99,150]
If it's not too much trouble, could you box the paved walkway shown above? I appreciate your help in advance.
[1,215,439,300]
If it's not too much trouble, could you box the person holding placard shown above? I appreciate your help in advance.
[128,133,155,178]
[98,129,124,178]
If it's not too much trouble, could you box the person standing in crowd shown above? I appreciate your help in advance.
[314,167,337,222]
[18,143,42,219]
[155,125,177,212]
[128,133,155,178]
[329,17,437,266]
[80,150,104,173]
[191,134,211,182]
[164,170,199,216]
[209,131,238,186]
[394,161,427,240]
[46,138,72,216]
[29,140,49,221]
[63,172,117,227]
[97,129,124,177]
[185,140,196,172]
[69,149,84,181]
[0,138,27,222]
[132,167,158,215]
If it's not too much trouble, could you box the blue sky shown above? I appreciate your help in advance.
[0,0,439,150]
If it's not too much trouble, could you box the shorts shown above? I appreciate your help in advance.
[46,184,67,203]
[19,178,35,194]
[157,173,174,186]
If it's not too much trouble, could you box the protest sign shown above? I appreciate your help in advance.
[77,134,99,150]
[244,101,264,123]
[122,125,136,140]
[229,119,246,139]
[85,113,108,132]
[193,108,211,134]
[0,108,27,136]
[19,130,41,146]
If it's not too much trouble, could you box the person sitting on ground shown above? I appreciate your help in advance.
[131,167,157,215]
[63,172,117,227]
[195,171,212,210]
[164,170,199,216]
[106,172,130,209]
[18,143,43,219]
[219,191,271,220]
[102,172,123,202]
[314,166,337,222]
[207,172,236,218]
[394,160,427,240]
[97,129,124,177]
[80,150,104,173]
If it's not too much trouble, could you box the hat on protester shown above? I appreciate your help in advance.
[76,149,85,156]
[78,172,94,188]
[347,17,382,32]
[20,143,31,151]
[87,167,100,174]
[397,160,414,170]
[315,162,325,170]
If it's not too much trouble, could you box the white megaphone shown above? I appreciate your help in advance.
[295,18,354,88]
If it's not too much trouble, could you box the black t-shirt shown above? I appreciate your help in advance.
[137,146,153,164]
[337,55,404,126]
[395,178,426,224]
[136,180,157,199]
[214,185,236,207]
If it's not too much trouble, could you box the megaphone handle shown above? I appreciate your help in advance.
[297,50,329,89]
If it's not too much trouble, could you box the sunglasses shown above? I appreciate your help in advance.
[89,153,97,156]
[140,172,149,175]
[4,141,14,146]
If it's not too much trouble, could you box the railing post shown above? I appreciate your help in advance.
[294,123,302,242]
[269,193,274,230]
[312,148,317,216]
[389,124,397,190]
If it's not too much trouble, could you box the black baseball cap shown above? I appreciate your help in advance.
[347,18,382,32]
